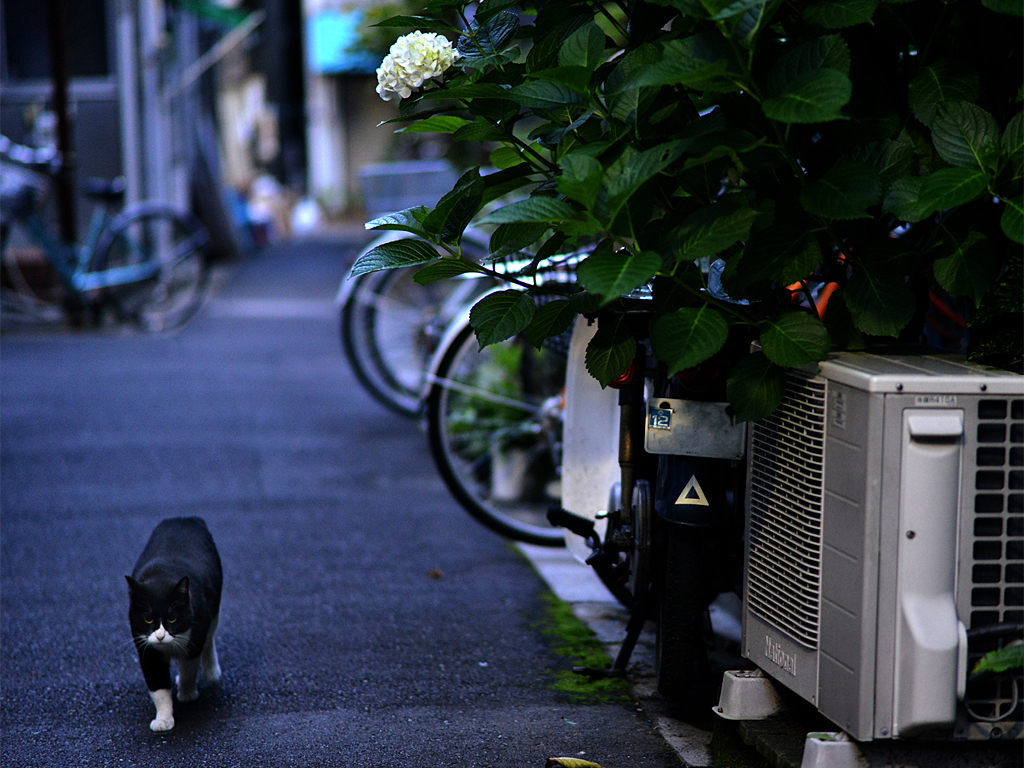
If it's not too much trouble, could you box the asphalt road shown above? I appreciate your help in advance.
[0,236,683,768]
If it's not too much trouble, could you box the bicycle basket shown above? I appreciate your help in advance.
[1,161,49,225]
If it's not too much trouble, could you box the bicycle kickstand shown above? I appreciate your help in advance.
[573,581,654,681]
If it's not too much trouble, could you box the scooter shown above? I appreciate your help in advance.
[552,309,749,704]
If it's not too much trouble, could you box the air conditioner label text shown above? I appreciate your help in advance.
[914,395,957,406]
[765,635,797,676]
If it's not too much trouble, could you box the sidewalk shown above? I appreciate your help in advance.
[518,544,738,768]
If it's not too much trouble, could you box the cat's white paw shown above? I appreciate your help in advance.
[204,662,222,685]
[150,715,174,732]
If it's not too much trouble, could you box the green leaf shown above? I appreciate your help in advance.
[982,0,1024,16]
[670,201,759,261]
[399,115,470,134]
[759,312,832,366]
[413,258,485,285]
[907,58,980,128]
[481,197,584,226]
[349,239,441,278]
[469,290,536,347]
[371,15,459,32]
[606,44,661,124]
[476,0,520,22]
[1001,111,1024,166]
[972,643,1024,676]
[931,102,1001,172]
[882,177,931,223]
[585,314,636,387]
[918,167,991,213]
[489,145,523,169]
[509,80,585,110]
[800,161,881,219]
[453,118,507,143]
[489,222,550,259]
[843,263,916,336]
[559,23,605,70]
[726,352,786,422]
[526,66,593,95]
[767,35,851,87]
[458,11,520,58]
[525,299,577,348]
[364,207,431,236]
[1000,195,1024,245]
[557,153,604,208]
[649,306,730,376]
[710,0,766,21]
[601,142,685,220]
[576,249,662,304]
[420,83,509,101]
[843,134,915,188]
[611,32,737,94]
[424,168,485,242]
[803,0,879,28]
[724,222,823,294]
[763,69,851,124]
[932,230,1000,306]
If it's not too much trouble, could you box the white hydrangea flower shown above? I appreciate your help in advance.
[376,31,460,102]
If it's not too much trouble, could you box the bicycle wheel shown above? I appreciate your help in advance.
[341,266,488,417]
[426,319,566,546]
[92,205,210,332]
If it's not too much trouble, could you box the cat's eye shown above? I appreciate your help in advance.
[143,616,154,624]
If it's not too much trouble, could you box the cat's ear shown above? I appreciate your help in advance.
[126,575,141,595]
[173,577,190,600]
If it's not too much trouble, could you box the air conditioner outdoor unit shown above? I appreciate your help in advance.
[741,350,1023,742]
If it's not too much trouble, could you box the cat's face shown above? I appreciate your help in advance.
[126,576,194,653]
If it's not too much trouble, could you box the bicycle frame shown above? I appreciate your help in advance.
[5,195,160,299]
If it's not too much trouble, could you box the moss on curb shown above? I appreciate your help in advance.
[539,592,632,704]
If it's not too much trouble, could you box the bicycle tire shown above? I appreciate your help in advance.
[341,267,487,417]
[426,319,566,546]
[655,521,709,701]
[92,204,210,332]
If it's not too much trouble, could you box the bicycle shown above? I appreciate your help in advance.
[1,136,210,332]
[420,256,581,547]
[337,228,490,417]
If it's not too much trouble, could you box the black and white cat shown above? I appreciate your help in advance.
[126,517,223,732]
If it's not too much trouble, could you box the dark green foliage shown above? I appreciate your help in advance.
[352,0,1023,419]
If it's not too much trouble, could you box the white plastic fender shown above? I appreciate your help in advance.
[561,317,621,563]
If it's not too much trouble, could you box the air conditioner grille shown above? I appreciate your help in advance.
[964,397,1024,729]
[747,373,826,648]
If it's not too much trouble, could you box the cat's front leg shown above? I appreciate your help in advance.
[176,657,200,702]
[149,688,174,732]
[201,628,221,685]
[140,652,175,730]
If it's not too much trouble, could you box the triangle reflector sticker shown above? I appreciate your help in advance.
[675,475,709,506]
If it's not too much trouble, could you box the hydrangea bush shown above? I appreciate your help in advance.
[353,0,1023,420]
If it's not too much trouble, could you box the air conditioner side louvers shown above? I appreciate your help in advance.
[747,373,826,650]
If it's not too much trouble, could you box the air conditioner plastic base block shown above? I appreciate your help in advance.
[799,732,866,768]
[712,669,786,721]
